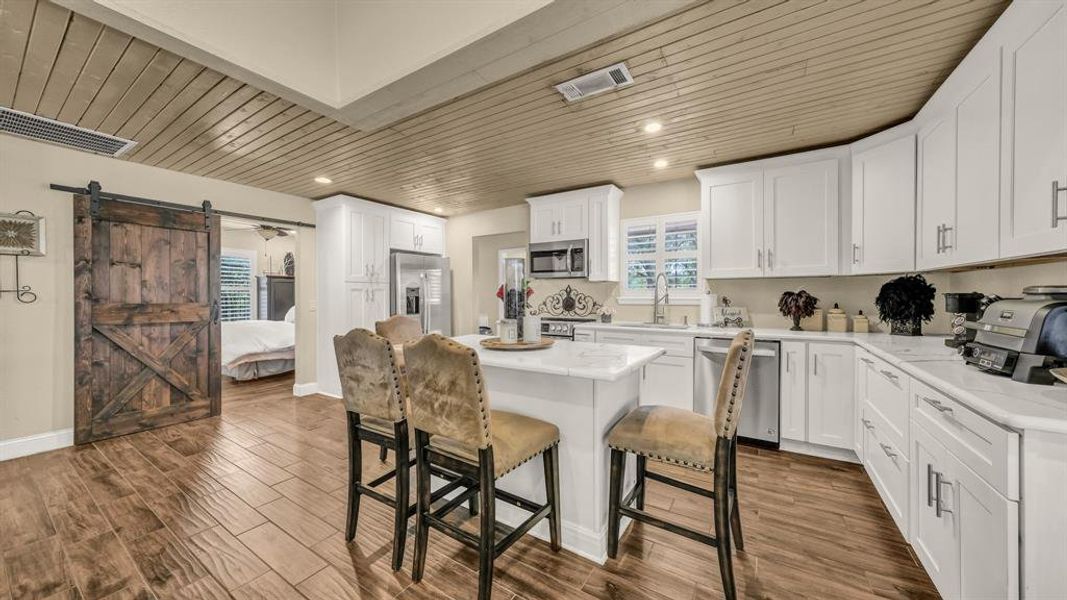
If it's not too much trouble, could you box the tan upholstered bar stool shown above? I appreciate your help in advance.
[333,329,474,571]
[606,329,754,600]
[403,334,562,600]
[374,315,423,461]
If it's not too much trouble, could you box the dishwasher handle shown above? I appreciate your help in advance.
[697,345,777,358]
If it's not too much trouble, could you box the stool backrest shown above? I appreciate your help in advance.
[333,328,406,423]
[403,334,492,449]
[713,329,755,439]
[375,315,423,345]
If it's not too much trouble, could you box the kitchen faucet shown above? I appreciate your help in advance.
[652,272,669,324]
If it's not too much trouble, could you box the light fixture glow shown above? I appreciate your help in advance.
[434,207,444,214]
[653,159,669,169]
[314,176,332,184]
[643,121,662,133]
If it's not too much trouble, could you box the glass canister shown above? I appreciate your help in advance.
[497,319,518,344]
[523,315,541,343]
[503,257,526,339]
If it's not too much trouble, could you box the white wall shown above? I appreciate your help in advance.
[220,228,298,276]
[0,134,316,443]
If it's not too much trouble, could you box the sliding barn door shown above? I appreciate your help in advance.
[73,194,221,444]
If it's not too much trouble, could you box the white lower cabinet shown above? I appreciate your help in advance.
[779,341,854,451]
[780,341,807,441]
[593,330,693,410]
[863,403,911,536]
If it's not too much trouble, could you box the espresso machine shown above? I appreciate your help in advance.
[943,292,997,349]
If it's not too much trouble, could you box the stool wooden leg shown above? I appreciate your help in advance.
[714,446,736,600]
[729,440,744,551]
[607,448,624,560]
[542,445,561,552]
[635,455,647,511]
[477,448,496,600]
[345,412,362,542]
[411,431,431,583]
[391,422,410,572]
[379,445,388,462]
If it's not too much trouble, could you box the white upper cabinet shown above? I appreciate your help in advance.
[850,133,916,274]
[347,204,388,283]
[527,185,621,281]
[1000,0,1067,257]
[697,149,845,279]
[764,159,839,277]
[389,210,446,255]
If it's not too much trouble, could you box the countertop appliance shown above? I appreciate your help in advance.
[943,292,992,349]
[528,239,587,279]
[539,316,596,340]
[694,337,780,447]
[962,285,1067,384]
[390,251,452,336]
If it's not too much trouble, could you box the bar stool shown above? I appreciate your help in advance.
[333,329,474,571]
[374,315,423,461]
[403,334,562,600]
[605,329,754,600]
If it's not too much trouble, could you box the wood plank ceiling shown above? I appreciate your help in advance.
[1,0,1008,216]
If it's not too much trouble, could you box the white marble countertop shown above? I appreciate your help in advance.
[574,323,1067,434]
[451,334,665,382]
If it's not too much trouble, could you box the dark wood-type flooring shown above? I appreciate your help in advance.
[0,374,939,599]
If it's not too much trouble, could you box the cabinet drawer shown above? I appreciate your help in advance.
[863,404,910,536]
[595,331,693,357]
[860,354,909,448]
[912,380,1019,500]
[573,329,594,343]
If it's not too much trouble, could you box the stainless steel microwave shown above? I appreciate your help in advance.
[528,240,587,279]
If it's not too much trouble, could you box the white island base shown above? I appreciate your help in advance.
[447,335,665,564]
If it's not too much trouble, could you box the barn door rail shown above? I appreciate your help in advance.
[50,180,316,229]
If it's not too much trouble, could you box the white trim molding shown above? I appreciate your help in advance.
[0,428,74,461]
[292,382,320,397]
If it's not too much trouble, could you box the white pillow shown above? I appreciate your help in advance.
[284,306,296,323]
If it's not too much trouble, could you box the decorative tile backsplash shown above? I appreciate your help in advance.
[527,278,617,316]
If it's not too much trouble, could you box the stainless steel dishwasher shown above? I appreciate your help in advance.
[694,337,780,447]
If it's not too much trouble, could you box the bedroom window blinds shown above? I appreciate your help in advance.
[220,254,254,321]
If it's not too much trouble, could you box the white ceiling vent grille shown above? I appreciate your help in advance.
[0,107,137,157]
[554,62,634,102]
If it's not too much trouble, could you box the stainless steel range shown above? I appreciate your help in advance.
[539,316,596,340]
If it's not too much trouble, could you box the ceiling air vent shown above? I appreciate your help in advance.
[554,62,634,102]
[0,107,136,157]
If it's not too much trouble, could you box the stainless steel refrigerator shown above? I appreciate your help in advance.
[390,251,452,336]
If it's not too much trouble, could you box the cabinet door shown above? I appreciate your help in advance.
[640,355,694,411]
[953,44,1001,265]
[854,351,872,456]
[587,192,619,282]
[1000,1,1067,257]
[951,452,1019,600]
[347,209,386,282]
[917,116,956,269]
[703,169,765,278]
[416,219,444,255]
[557,196,589,240]
[910,422,959,599]
[780,341,807,442]
[851,135,916,274]
[529,203,559,243]
[390,212,417,251]
[764,159,839,276]
[806,343,854,449]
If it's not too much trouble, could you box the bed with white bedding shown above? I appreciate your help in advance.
[222,319,296,381]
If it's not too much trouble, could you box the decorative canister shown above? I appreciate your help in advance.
[523,316,542,343]
[498,319,518,344]
[853,310,870,333]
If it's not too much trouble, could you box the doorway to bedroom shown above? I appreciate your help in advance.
[220,216,299,402]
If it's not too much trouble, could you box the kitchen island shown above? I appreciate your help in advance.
[448,334,665,563]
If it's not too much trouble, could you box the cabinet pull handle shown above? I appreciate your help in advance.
[767,248,773,269]
[861,418,873,430]
[860,357,874,366]
[927,464,936,507]
[879,369,897,381]
[785,354,790,373]
[936,224,944,254]
[812,354,818,376]
[934,471,953,517]
[851,243,859,264]
[1053,181,1067,228]
[879,443,897,459]
[941,225,953,251]
[757,248,763,269]
[921,396,954,415]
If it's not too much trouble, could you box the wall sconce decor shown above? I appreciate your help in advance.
[0,210,44,303]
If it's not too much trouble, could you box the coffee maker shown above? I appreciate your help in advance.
[943,292,997,349]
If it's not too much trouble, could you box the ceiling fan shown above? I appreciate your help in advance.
[254,224,293,241]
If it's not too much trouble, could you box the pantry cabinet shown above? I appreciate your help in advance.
[527,185,622,282]
[999,0,1067,258]
[850,133,916,274]
[697,149,845,279]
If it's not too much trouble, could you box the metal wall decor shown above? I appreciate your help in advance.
[529,285,602,317]
[0,210,44,303]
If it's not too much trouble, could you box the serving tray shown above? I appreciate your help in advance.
[479,337,554,351]
[1051,367,1067,385]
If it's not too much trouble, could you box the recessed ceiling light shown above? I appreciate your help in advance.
[314,176,332,184]
[434,207,444,214]
[643,121,662,133]
[653,159,669,169]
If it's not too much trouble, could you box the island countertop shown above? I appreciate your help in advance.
[450,334,665,382]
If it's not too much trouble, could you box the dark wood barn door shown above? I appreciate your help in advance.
[73,194,221,444]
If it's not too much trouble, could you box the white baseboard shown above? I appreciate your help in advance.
[292,382,319,396]
[0,428,74,461]
[779,439,861,464]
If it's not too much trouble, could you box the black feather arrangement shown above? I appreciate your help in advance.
[778,290,819,331]
[875,274,936,336]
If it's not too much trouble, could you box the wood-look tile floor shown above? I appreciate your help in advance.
[0,374,939,600]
